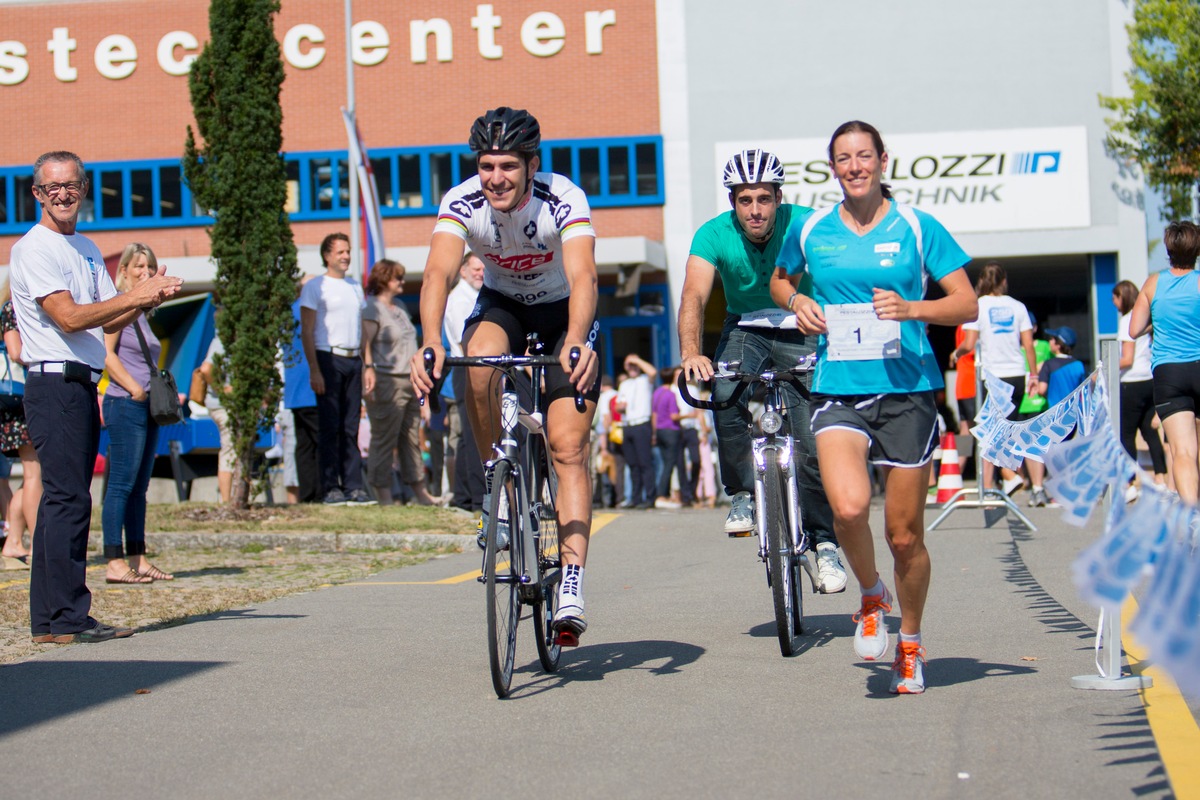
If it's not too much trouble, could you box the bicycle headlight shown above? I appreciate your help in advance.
[759,410,784,436]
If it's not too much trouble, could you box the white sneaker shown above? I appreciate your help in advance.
[1002,476,1024,496]
[815,543,848,594]
[853,584,893,661]
[724,492,754,536]
[889,641,927,694]
[553,565,587,637]
[1124,483,1140,504]
[654,497,682,509]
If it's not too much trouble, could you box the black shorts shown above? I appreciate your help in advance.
[956,396,976,427]
[1152,360,1200,421]
[464,286,601,404]
[982,375,1025,422]
[810,391,940,468]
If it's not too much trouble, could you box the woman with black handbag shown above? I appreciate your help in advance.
[100,244,173,584]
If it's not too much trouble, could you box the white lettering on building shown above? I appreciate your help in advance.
[585,10,615,55]
[48,27,77,82]
[521,12,564,57]
[0,41,29,86]
[157,30,199,76]
[351,21,388,66]
[473,4,503,60]
[0,7,618,84]
[95,34,137,80]
[410,18,452,63]
[283,24,325,70]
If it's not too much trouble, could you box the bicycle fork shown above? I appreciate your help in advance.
[753,437,818,592]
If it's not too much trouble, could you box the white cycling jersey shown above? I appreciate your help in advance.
[434,172,595,305]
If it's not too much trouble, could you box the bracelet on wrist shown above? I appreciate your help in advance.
[786,291,800,310]
[364,364,375,370]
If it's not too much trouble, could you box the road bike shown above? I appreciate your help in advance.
[426,336,585,697]
[678,355,818,656]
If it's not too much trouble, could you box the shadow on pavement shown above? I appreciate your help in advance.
[1096,709,1172,798]
[0,659,225,736]
[746,612,852,656]
[507,639,705,697]
[1001,521,1094,640]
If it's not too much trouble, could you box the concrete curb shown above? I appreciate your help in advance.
[142,531,473,553]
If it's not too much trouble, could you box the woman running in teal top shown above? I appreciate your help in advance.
[1130,220,1200,504]
[773,120,977,695]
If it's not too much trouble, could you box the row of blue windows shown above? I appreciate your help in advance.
[0,136,663,236]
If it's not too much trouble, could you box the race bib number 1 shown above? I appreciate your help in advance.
[825,303,901,362]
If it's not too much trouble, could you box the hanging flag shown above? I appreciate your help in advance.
[341,108,386,283]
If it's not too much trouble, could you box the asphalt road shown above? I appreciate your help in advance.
[0,502,1193,800]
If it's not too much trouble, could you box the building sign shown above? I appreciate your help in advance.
[0,4,618,85]
[715,127,1092,234]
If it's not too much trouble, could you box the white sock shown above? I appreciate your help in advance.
[899,631,922,646]
[560,564,584,602]
[862,577,885,598]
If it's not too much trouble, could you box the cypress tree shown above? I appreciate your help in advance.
[183,0,298,507]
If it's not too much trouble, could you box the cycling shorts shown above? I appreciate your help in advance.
[1152,360,1200,421]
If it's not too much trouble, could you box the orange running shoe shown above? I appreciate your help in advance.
[889,641,927,694]
[852,584,893,660]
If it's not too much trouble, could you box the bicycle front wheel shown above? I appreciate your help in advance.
[485,460,521,697]
[764,457,799,656]
[532,456,562,672]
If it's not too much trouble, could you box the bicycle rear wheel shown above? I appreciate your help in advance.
[532,455,562,672]
[485,460,521,697]
[764,457,799,656]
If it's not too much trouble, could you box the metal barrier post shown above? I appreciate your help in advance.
[1071,339,1151,690]
[927,345,1037,531]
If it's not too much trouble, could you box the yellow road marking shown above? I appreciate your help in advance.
[345,512,619,586]
[1123,598,1200,800]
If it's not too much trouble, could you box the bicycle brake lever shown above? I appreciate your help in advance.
[569,346,586,413]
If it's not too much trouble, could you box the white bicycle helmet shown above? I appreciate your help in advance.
[722,149,786,188]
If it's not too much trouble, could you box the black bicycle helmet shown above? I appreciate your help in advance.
[468,107,542,153]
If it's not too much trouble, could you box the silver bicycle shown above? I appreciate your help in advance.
[678,355,819,656]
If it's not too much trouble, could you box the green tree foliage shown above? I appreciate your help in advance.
[183,0,298,506]
[1101,0,1200,222]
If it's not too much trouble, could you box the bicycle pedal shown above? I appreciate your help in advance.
[727,530,753,538]
[554,630,580,647]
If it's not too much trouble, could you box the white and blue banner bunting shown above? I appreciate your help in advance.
[976,363,1199,698]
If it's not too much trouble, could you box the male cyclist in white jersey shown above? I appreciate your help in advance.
[411,107,601,645]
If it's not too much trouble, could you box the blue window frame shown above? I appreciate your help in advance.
[0,135,663,236]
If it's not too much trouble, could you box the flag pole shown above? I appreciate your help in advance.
[344,0,360,283]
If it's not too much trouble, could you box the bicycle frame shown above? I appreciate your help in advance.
[750,380,809,570]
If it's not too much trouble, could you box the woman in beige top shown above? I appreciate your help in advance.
[362,259,440,505]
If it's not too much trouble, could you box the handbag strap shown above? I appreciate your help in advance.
[130,316,159,373]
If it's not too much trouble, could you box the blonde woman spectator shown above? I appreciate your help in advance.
[101,243,173,583]
[362,259,438,505]
[0,279,40,568]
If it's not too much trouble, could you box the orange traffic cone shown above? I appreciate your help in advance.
[934,433,962,504]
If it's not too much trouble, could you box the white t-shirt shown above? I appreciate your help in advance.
[299,274,364,350]
[9,223,118,370]
[616,374,653,425]
[1118,311,1153,383]
[963,294,1032,378]
[434,173,594,305]
[443,279,480,358]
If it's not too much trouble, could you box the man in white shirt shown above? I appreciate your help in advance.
[443,252,485,511]
[615,353,657,508]
[11,151,181,643]
[300,233,373,505]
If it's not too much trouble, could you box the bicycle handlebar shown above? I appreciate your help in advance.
[422,347,587,414]
[677,356,815,411]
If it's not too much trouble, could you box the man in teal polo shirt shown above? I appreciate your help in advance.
[678,149,844,593]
